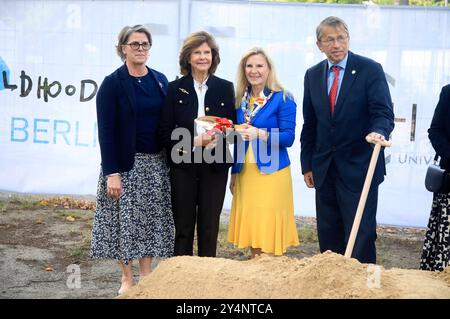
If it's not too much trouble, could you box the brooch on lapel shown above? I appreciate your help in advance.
[179,88,189,94]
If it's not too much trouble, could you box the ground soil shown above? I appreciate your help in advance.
[120,252,450,299]
[0,192,440,299]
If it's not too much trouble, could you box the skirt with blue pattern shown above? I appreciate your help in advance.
[90,152,175,264]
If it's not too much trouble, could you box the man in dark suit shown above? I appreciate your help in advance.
[300,16,395,263]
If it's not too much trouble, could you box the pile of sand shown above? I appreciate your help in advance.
[119,251,450,299]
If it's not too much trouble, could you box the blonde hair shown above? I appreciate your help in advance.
[179,31,220,76]
[235,47,285,108]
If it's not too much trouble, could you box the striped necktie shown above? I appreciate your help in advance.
[329,65,340,114]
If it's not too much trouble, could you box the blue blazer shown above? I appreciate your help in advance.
[96,64,168,176]
[300,51,394,192]
[232,90,296,175]
[429,84,450,170]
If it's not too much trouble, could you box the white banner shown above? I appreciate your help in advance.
[1,0,449,226]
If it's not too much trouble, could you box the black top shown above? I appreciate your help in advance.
[158,74,236,170]
[428,84,450,170]
[132,72,164,154]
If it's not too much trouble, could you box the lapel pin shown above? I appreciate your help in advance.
[158,82,163,88]
[351,70,356,75]
[221,102,224,106]
[179,88,189,94]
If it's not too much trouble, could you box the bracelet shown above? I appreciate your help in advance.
[107,173,120,178]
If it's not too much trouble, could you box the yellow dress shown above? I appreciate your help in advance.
[227,138,300,256]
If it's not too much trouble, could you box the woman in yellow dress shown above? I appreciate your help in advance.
[228,47,299,258]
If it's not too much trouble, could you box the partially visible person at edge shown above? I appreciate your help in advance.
[420,84,450,271]
[158,31,236,257]
[300,16,394,264]
[227,47,299,258]
[90,25,174,295]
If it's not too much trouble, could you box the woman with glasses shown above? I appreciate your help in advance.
[228,47,299,258]
[90,25,174,295]
[159,31,235,257]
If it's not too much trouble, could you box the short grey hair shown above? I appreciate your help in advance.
[116,25,152,61]
[316,16,349,41]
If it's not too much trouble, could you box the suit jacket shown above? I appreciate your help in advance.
[231,90,296,175]
[300,51,395,192]
[96,64,168,176]
[428,84,450,170]
[158,74,236,170]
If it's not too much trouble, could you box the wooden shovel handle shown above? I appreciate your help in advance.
[344,138,392,259]
[365,135,392,147]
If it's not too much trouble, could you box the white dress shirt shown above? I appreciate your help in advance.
[194,77,208,119]
[193,77,209,151]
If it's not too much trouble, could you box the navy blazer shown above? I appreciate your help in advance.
[96,64,168,176]
[429,84,450,170]
[158,74,236,170]
[300,51,395,192]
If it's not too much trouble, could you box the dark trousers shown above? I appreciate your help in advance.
[170,164,228,257]
[315,161,378,263]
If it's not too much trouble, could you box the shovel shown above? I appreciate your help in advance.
[344,136,392,259]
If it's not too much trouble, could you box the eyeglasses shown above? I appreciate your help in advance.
[320,36,348,46]
[125,41,151,51]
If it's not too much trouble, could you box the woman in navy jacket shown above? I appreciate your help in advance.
[90,25,174,295]
[420,84,450,271]
[228,48,299,258]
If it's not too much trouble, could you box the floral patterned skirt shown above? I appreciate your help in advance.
[90,152,174,264]
[420,192,450,271]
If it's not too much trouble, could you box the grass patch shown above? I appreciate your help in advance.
[0,202,7,212]
[70,246,86,262]
[8,196,42,210]
[298,225,318,243]
[69,236,92,263]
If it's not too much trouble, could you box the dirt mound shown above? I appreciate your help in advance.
[118,251,450,299]
[438,267,450,286]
